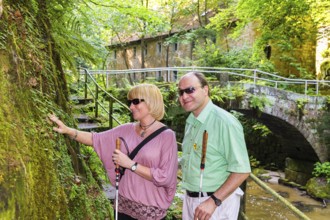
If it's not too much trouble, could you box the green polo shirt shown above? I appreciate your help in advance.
[181,100,251,192]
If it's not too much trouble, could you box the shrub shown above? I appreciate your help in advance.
[312,162,330,183]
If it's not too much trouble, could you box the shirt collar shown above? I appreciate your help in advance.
[186,100,213,124]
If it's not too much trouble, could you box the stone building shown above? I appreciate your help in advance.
[106,13,205,72]
[105,11,256,82]
[106,12,329,81]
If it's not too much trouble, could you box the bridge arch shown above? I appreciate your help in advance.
[229,83,328,162]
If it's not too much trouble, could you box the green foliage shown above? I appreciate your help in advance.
[296,98,308,110]
[159,83,187,142]
[81,146,109,185]
[252,123,271,137]
[207,2,237,33]
[209,84,246,108]
[249,94,271,112]
[307,0,330,27]
[249,156,261,168]
[237,0,317,77]
[312,162,330,183]
[193,39,225,67]
[296,98,308,119]
[0,70,112,219]
[210,85,227,104]
[321,49,330,58]
[193,42,275,72]
[317,102,330,150]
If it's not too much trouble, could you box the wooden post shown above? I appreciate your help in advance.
[95,86,98,118]
[109,98,113,128]
[84,70,88,99]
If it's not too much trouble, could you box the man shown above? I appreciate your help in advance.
[178,72,251,220]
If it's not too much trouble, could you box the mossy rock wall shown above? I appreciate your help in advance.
[0,70,112,219]
[306,177,330,200]
[0,1,112,219]
[284,157,315,185]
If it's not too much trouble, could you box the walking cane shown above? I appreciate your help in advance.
[199,130,208,203]
[115,138,121,220]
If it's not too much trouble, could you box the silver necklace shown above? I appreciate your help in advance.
[139,119,156,137]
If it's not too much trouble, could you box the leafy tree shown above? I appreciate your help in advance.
[307,0,330,27]
[206,0,238,52]
[235,0,317,78]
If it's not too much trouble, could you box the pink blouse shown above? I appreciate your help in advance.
[92,123,178,209]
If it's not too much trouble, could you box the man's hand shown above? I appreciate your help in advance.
[194,198,217,220]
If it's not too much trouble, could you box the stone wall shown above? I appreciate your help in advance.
[238,83,328,162]
[285,157,315,185]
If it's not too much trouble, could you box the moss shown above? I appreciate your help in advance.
[0,70,112,219]
[0,1,112,218]
[306,177,330,200]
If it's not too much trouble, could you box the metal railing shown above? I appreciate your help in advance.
[78,67,315,219]
[80,68,132,128]
[83,66,330,96]
[247,173,311,220]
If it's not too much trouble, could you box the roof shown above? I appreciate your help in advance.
[107,10,215,48]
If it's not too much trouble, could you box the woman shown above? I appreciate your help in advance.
[49,84,178,220]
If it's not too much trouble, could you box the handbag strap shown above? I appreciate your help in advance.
[129,126,168,160]
[119,126,168,177]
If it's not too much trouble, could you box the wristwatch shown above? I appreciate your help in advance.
[210,194,222,206]
[131,162,138,172]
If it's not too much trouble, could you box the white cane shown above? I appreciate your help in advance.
[199,130,208,203]
[115,138,121,220]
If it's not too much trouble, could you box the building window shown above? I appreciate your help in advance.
[174,70,178,81]
[174,43,178,51]
[211,37,216,44]
[157,42,162,54]
[157,71,162,81]
[133,47,137,58]
[144,44,148,56]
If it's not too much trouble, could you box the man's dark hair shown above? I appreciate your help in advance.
[190,71,210,96]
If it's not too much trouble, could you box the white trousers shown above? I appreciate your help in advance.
[182,188,244,220]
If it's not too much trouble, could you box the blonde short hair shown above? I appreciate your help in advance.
[127,84,165,120]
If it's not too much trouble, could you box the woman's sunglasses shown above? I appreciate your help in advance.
[178,87,196,96]
[127,99,145,106]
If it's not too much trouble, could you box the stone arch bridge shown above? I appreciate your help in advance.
[229,83,328,163]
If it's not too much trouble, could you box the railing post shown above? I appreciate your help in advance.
[109,98,113,129]
[95,85,98,118]
[77,66,80,89]
[84,70,88,99]
[316,80,319,95]
[106,72,109,89]
[305,81,308,96]
[253,69,257,85]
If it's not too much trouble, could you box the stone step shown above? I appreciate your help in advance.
[70,95,94,105]
[77,122,100,131]
[74,114,94,123]
[103,184,116,200]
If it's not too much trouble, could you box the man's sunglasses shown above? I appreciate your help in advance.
[178,87,196,96]
[127,99,145,106]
